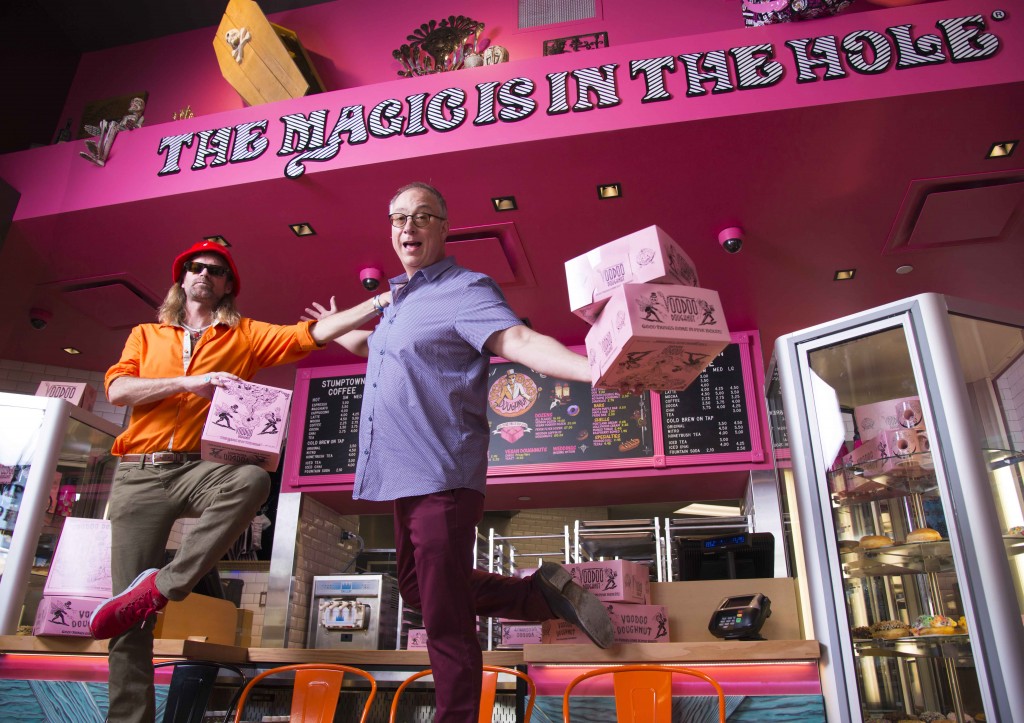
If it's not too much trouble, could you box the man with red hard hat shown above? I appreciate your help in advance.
[91,240,390,723]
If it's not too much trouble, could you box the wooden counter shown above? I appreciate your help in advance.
[246,648,524,666]
[525,639,821,664]
[0,635,248,663]
[0,636,521,668]
[2,636,816,667]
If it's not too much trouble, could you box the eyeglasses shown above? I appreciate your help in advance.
[389,212,446,229]
[183,261,230,278]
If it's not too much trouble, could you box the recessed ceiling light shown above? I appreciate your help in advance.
[289,222,316,237]
[597,183,622,199]
[203,235,230,247]
[517,496,531,502]
[896,265,914,275]
[834,269,856,281]
[63,347,81,355]
[492,196,517,212]
[673,503,742,517]
[987,140,1017,159]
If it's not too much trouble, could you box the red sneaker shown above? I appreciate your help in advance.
[89,568,168,640]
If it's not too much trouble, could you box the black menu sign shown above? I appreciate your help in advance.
[767,363,790,451]
[659,343,752,456]
[300,374,364,476]
[486,361,653,469]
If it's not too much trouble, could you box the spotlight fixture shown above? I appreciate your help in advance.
[289,222,316,237]
[834,269,856,281]
[987,140,1017,159]
[597,183,622,199]
[492,196,517,212]
[203,235,230,247]
[63,347,81,355]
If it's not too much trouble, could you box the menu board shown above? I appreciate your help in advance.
[288,337,761,484]
[766,363,790,451]
[486,361,653,469]
[659,343,752,456]
[299,374,364,476]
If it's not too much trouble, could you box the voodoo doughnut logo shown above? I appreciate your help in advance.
[488,368,538,417]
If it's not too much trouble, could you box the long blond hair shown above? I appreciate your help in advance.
[157,284,242,327]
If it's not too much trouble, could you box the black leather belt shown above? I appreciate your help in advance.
[120,452,203,466]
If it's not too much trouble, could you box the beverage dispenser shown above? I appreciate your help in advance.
[307,574,399,650]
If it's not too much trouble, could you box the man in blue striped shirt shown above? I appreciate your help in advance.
[311,181,613,722]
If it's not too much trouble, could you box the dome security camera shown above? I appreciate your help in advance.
[718,227,744,254]
[29,308,52,330]
[360,267,384,292]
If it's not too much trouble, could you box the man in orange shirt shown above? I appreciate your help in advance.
[90,240,389,723]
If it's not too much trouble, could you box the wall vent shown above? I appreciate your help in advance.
[519,0,599,29]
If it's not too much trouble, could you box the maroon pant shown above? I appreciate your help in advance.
[394,488,555,722]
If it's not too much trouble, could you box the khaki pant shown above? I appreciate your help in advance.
[105,460,270,723]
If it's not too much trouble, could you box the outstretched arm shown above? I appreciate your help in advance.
[485,324,590,383]
[305,292,391,358]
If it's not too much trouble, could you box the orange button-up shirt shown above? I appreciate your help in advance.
[105,318,321,455]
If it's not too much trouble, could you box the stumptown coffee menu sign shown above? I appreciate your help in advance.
[155,12,1008,180]
[285,338,763,483]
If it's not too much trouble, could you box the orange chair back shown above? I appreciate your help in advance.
[233,663,377,723]
[562,664,726,723]
[388,665,536,723]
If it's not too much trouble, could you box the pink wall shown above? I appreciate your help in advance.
[56,0,784,138]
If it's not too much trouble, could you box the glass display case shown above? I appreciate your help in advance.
[770,294,1024,723]
[0,392,120,634]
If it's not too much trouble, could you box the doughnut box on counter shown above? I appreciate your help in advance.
[565,225,700,325]
[584,283,730,391]
[44,517,112,598]
[853,396,923,440]
[34,381,97,412]
[565,560,651,604]
[542,603,670,644]
[406,628,429,650]
[201,379,293,471]
[497,622,544,649]
[33,595,103,636]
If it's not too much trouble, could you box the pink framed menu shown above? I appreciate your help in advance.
[282,332,766,491]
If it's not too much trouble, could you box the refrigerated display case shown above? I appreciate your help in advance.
[770,294,1024,723]
[0,392,120,634]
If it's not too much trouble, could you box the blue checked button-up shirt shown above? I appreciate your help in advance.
[353,257,522,501]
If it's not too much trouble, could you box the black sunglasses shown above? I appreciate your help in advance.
[183,260,231,278]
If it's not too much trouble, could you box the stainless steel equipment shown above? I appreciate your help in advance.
[307,574,399,650]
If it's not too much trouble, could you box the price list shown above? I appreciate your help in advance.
[766,364,790,450]
[300,375,364,476]
[660,344,751,456]
[486,361,653,467]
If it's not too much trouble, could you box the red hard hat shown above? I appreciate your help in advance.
[172,241,241,296]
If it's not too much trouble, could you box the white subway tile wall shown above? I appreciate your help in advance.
[218,568,270,644]
[290,497,359,648]
[504,506,608,564]
[0,358,128,427]
[996,353,1024,450]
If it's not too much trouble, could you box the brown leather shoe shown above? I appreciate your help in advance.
[536,561,614,648]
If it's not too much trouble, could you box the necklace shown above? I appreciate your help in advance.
[182,321,212,334]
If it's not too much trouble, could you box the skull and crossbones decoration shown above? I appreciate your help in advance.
[225,27,252,63]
